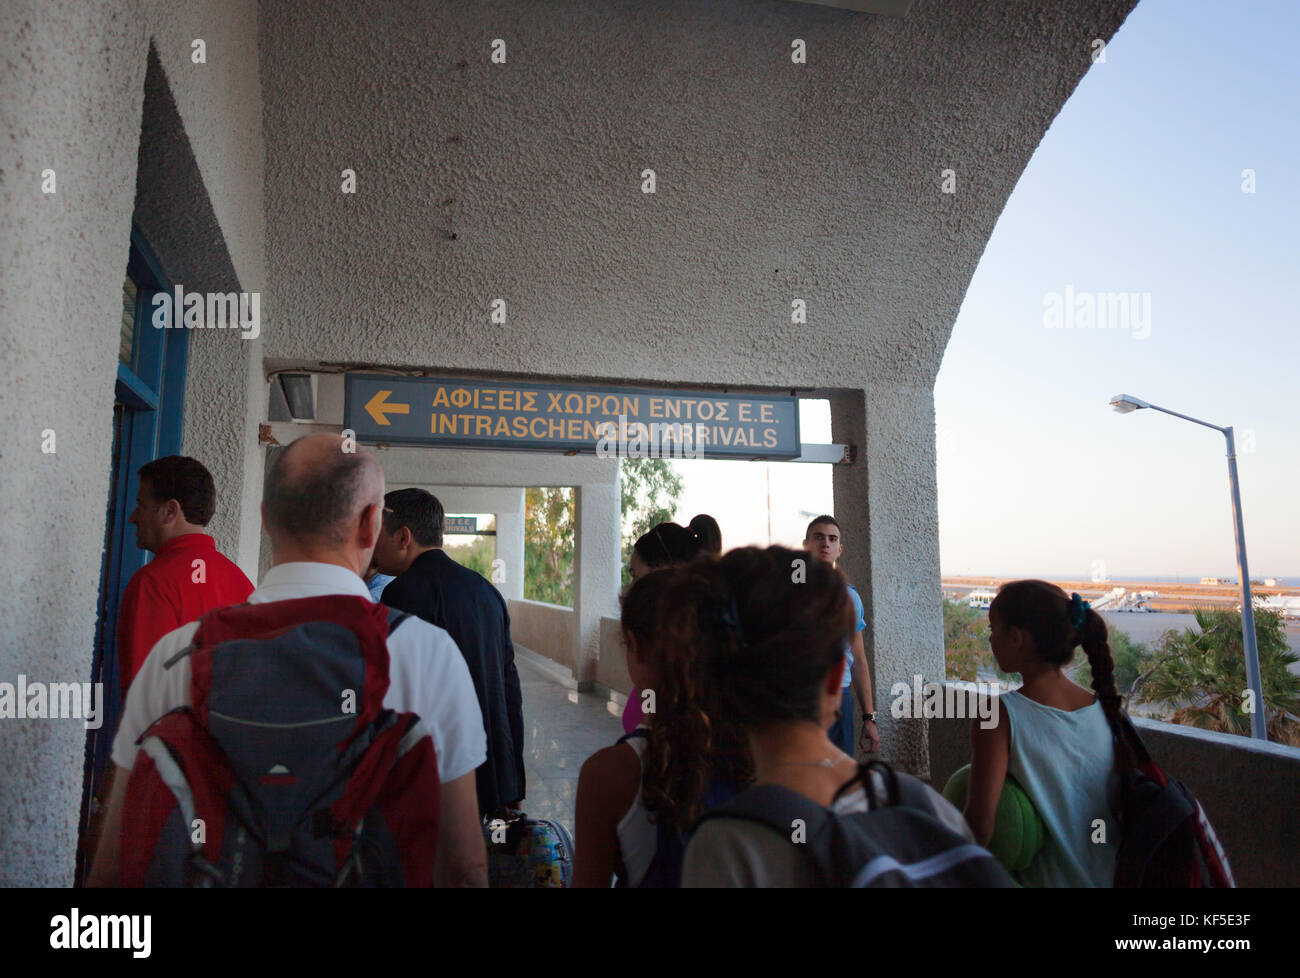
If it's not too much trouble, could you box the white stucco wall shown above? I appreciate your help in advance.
[831,383,947,770]
[0,0,145,888]
[0,0,265,885]
[494,501,526,603]
[136,2,267,576]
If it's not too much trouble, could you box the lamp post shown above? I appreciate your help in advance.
[1109,394,1267,741]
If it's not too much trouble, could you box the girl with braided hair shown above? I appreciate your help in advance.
[965,580,1121,887]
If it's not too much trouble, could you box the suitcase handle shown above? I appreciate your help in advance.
[482,806,527,828]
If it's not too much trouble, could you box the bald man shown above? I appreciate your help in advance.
[88,434,488,887]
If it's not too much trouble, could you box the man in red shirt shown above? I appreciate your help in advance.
[117,456,254,693]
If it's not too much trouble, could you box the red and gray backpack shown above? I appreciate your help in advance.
[120,595,441,887]
[1108,712,1234,887]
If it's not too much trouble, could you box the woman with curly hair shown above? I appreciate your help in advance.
[621,514,722,734]
[572,564,751,887]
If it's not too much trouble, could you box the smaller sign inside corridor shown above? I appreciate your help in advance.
[343,374,800,459]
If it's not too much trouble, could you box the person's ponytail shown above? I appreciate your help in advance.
[1078,609,1120,722]
[1078,607,1133,768]
[688,514,722,556]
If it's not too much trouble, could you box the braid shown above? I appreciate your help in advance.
[1079,610,1120,722]
[1078,607,1134,768]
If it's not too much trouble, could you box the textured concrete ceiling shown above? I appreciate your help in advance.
[259,0,1136,391]
[783,0,915,15]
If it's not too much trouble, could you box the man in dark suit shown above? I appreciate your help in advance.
[373,488,526,816]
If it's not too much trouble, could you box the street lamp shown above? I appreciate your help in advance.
[1108,394,1267,741]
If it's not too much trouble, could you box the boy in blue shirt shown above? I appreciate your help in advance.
[804,516,880,757]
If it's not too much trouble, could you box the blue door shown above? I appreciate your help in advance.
[76,228,190,883]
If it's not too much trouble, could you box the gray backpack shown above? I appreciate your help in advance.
[694,761,1016,887]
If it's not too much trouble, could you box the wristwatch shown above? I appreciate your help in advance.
[863,712,876,723]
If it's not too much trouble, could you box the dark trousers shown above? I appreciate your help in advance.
[828,686,855,757]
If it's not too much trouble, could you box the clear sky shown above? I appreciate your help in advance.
[673,0,1299,582]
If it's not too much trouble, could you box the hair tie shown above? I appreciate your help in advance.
[1069,592,1090,630]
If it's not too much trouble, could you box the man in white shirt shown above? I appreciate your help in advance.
[89,433,489,887]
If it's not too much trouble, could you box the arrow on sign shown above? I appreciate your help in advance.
[364,390,410,426]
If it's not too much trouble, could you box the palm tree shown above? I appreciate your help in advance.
[1134,607,1300,745]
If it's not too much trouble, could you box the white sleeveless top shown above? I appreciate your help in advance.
[615,728,659,887]
[1000,691,1118,887]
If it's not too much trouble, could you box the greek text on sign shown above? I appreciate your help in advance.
[343,375,800,459]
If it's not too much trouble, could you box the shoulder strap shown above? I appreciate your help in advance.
[162,601,252,670]
[385,608,412,634]
[165,599,408,669]
[693,784,840,885]
[833,760,900,810]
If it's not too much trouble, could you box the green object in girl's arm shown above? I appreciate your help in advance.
[942,763,1044,873]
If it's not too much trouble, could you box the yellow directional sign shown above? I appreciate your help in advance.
[344,374,800,458]
[364,389,410,426]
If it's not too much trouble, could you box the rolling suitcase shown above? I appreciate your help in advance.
[482,810,575,887]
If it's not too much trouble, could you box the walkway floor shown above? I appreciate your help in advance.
[515,646,624,837]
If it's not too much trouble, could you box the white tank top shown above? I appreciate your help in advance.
[615,728,659,887]
[1000,691,1118,887]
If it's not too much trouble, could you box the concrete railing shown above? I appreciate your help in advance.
[596,616,632,696]
[926,683,1300,887]
[507,599,576,671]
